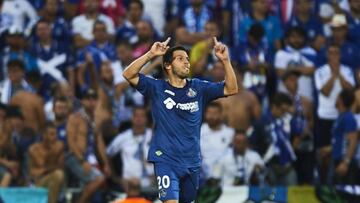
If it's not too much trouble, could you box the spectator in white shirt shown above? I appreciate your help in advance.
[1,0,38,36]
[200,102,234,179]
[211,129,264,186]
[314,43,355,184]
[106,106,154,188]
[71,0,115,48]
[274,26,317,101]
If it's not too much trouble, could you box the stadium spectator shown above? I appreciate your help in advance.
[132,20,157,59]
[71,0,115,48]
[77,0,126,26]
[107,107,154,188]
[233,23,270,103]
[345,0,360,47]
[238,0,283,51]
[0,0,37,36]
[30,19,75,100]
[189,20,221,77]
[326,89,358,185]
[200,102,234,180]
[317,14,360,80]
[28,122,65,203]
[314,44,355,184]
[77,20,116,93]
[0,27,38,79]
[274,26,316,101]
[219,70,261,131]
[263,93,297,186]
[0,110,19,187]
[286,0,325,49]
[65,88,110,203]
[282,70,314,184]
[37,0,72,43]
[211,129,264,186]
[116,0,145,43]
[175,0,211,45]
[0,60,34,104]
[53,96,71,146]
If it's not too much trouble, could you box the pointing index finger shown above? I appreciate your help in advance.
[163,37,171,46]
[213,37,219,45]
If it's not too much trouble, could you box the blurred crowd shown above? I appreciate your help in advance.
[1,0,360,202]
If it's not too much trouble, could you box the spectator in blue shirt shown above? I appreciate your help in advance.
[286,0,325,50]
[262,93,298,186]
[325,89,358,185]
[0,26,38,80]
[345,0,360,47]
[175,0,212,46]
[238,0,283,51]
[116,0,144,43]
[232,23,271,103]
[30,19,75,101]
[77,20,116,93]
[37,0,72,44]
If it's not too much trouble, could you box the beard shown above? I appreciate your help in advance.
[172,67,189,79]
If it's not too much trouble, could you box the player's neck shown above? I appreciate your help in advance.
[168,76,186,88]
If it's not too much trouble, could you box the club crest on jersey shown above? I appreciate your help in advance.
[159,189,167,198]
[187,88,197,98]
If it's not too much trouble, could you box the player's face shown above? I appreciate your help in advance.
[8,66,24,84]
[45,0,58,15]
[170,50,190,79]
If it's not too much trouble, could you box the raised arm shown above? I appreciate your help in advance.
[213,37,238,96]
[122,37,171,86]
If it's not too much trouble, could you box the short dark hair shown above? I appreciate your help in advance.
[129,0,144,10]
[206,102,222,112]
[248,23,264,42]
[270,92,293,107]
[116,40,133,49]
[132,105,147,114]
[93,20,106,31]
[44,121,56,130]
[234,129,247,136]
[7,59,25,71]
[163,46,188,67]
[339,88,355,109]
[54,96,68,105]
[36,19,51,27]
[285,26,307,40]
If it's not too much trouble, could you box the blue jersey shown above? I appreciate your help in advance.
[332,111,357,161]
[135,73,225,167]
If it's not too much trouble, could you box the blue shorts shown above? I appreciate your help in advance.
[154,162,200,203]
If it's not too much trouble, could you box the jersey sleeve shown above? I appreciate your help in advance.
[201,80,225,103]
[135,73,158,97]
[344,115,357,135]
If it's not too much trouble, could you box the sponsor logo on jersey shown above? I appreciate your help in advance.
[164,98,176,109]
[164,89,175,96]
[163,97,199,112]
[187,88,197,98]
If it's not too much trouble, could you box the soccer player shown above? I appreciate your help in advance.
[122,37,238,203]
